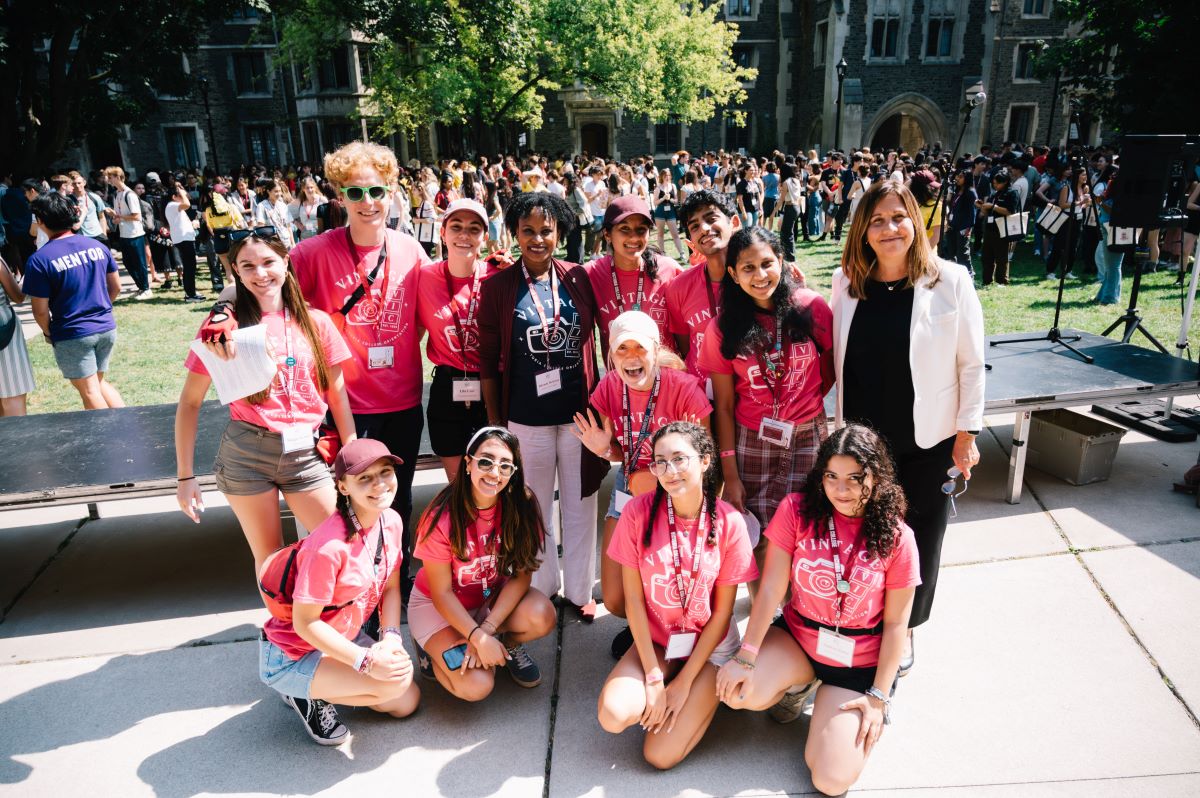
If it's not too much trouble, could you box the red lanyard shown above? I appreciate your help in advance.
[756,313,786,410]
[703,272,721,319]
[665,496,707,622]
[610,261,646,314]
[621,371,660,475]
[342,228,390,330]
[476,504,501,598]
[444,261,483,371]
[279,309,298,423]
[826,515,861,632]
[521,261,561,367]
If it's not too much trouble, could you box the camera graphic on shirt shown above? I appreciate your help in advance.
[743,344,814,391]
[456,554,498,588]
[648,569,712,618]
[443,324,480,354]
[525,319,581,355]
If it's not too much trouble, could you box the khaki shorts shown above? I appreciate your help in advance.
[213,420,332,496]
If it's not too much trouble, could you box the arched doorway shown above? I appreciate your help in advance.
[865,93,948,155]
[581,123,608,158]
[870,113,925,154]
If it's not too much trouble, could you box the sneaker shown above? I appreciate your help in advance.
[283,695,350,746]
[610,626,634,660]
[768,680,820,724]
[134,289,153,300]
[415,643,435,681]
[1033,248,1041,256]
[1065,271,1079,280]
[504,641,541,688]
[184,294,208,303]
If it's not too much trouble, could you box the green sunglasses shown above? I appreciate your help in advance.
[339,185,389,202]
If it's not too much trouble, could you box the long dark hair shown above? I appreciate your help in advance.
[718,226,816,360]
[417,427,545,576]
[603,213,660,281]
[800,424,907,560]
[642,422,720,548]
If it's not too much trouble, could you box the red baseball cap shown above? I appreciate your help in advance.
[334,438,403,480]
[602,195,653,228]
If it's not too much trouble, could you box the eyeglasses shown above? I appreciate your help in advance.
[941,466,969,518]
[648,455,693,476]
[470,455,518,477]
[339,185,389,203]
[228,225,278,243]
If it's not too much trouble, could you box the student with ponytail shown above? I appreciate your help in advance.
[408,426,557,698]
[597,422,757,770]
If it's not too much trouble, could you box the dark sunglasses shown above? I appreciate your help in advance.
[340,185,389,202]
[228,225,279,243]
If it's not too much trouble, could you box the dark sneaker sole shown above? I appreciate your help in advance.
[507,669,542,688]
[284,695,350,746]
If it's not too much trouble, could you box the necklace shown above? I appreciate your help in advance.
[882,277,906,292]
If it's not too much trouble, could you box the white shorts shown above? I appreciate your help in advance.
[407,586,490,649]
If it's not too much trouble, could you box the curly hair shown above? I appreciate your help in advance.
[800,424,908,561]
[642,422,721,548]
[678,188,738,234]
[323,141,399,188]
[503,190,576,240]
[718,226,817,360]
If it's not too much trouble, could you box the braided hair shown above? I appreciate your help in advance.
[642,421,721,549]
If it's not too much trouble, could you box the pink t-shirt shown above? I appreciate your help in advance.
[764,494,920,668]
[607,494,758,648]
[666,263,725,380]
[290,227,431,413]
[415,259,495,372]
[414,503,526,610]
[185,309,351,433]
[589,367,712,473]
[697,289,834,430]
[264,508,405,660]
[586,254,680,358]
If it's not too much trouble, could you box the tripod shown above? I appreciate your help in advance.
[928,93,984,238]
[1100,243,1171,353]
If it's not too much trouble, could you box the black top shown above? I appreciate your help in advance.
[842,279,916,456]
[507,273,585,426]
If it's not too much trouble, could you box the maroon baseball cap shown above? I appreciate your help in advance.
[334,438,404,480]
[602,195,653,228]
[910,169,941,192]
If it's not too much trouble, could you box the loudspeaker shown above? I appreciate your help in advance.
[1110,134,1198,228]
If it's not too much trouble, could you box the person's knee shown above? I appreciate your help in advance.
[454,671,496,703]
[378,679,420,717]
[597,688,639,734]
[807,754,859,797]
[528,596,558,636]
[643,739,684,771]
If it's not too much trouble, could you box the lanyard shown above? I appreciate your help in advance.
[826,516,861,632]
[348,507,387,585]
[621,370,660,475]
[610,262,645,314]
[703,273,720,319]
[340,228,389,325]
[521,261,561,368]
[756,313,786,414]
[280,309,297,423]
[476,504,501,598]
[444,261,483,372]
[665,496,707,623]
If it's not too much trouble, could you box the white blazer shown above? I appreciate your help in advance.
[830,261,986,449]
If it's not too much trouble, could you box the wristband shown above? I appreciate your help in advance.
[381,626,404,640]
[720,450,735,459]
[645,670,665,685]
[177,476,196,482]
[738,641,759,656]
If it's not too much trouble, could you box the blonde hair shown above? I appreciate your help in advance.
[103,166,125,181]
[323,141,399,188]
[840,179,940,300]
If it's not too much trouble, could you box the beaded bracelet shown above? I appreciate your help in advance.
[731,655,756,670]
[381,626,404,640]
[357,649,374,675]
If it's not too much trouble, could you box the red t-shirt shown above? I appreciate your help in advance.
[264,508,404,660]
[589,367,711,472]
[697,288,834,430]
[585,254,680,358]
[415,259,495,372]
[414,504,521,610]
[185,309,351,433]
[764,494,920,668]
[290,227,431,413]
[607,494,758,648]
[666,263,724,381]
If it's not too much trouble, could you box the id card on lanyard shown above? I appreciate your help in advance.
[521,263,563,396]
[756,313,794,446]
[815,515,858,667]
[445,263,484,404]
[278,310,315,453]
[664,496,707,660]
[610,263,645,314]
[616,372,661,511]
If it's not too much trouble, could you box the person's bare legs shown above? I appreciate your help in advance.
[598,641,663,733]
[1,394,27,416]
[225,490,287,577]
[666,220,685,259]
[439,455,463,483]
[96,372,124,408]
[281,483,339,539]
[721,626,816,711]
[805,685,878,796]
[309,656,420,717]
[424,626,499,702]
[642,663,721,770]
[69,374,109,410]
[599,516,624,618]
[656,219,667,252]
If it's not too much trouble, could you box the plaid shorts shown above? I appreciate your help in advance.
[736,416,828,528]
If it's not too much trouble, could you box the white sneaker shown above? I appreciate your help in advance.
[768,679,821,724]
[134,289,153,300]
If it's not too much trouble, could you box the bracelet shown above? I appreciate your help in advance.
[644,670,665,685]
[352,646,369,672]
[468,625,483,644]
[381,626,404,640]
[738,641,759,656]
[481,619,497,635]
[731,655,756,670]
[720,450,735,459]
[177,476,196,482]
[358,649,374,675]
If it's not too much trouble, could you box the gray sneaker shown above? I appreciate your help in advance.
[768,680,820,724]
[283,695,350,746]
[504,641,541,688]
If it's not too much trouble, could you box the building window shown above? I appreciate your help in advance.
[325,123,357,149]
[228,5,260,22]
[245,125,279,165]
[302,121,321,165]
[1008,105,1036,143]
[726,0,753,18]
[318,47,352,91]
[1023,0,1050,16]
[869,0,903,61]
[357,45,374,89]
[1015,43,1040,81]
[164,127,201,170]
[924,0,955,59]
[725,114,751,153]
[233,52,269,96]
[814,21,828,68]
[655,119,682,153]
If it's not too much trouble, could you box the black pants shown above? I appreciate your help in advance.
[149,240,180,279]
[1045,219,1077,277]
[780,204,800,260]
[893,435,955,628]
[981,225,1009,285]
[833,198,851,240]
[175,240,199,296]
[1077,223,1100,275]
[565,225,584,265]
[944,226,974,277]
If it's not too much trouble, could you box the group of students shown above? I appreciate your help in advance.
[173,139,984,795]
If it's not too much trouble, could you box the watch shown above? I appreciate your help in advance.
[864,686,892,724]
[964,429,980,436]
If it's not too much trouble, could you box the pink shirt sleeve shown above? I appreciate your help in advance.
[670,369,712,419]
[606,495,649,569]
[292,538,347,606]
[763,494,802,553]
[884,523,922,590]
[696,318,732,375]
[589,372,620,421]
[413,512,455,564]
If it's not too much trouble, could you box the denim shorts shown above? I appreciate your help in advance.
[213,420,332,496]
[53,328,117,380]
[605,464,628,520]
[259,629,376,699]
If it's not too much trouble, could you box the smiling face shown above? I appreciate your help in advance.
[467,437,515,506]
[729,240,782,309]
[611,338,657,391]
[233,238,289,308]
[652,433,708,500]
[605,216,651,263]
[441,211,487,260]
[865,194,916,265]
[684,204,740,257]
[338,458,398,514]
[516,209,557,267]
[341,166,392,234]
[822,454,874,518]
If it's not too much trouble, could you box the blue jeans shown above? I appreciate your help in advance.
[806,196,823,237]
[119,235,149,291]
[1094,230,1124,305]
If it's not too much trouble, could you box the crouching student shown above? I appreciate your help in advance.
[410,426,557,698]
[715,424,919,796]
[259,439,420,746]
[597,422,757,770]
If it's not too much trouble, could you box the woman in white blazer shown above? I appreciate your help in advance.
[830,179,985,677]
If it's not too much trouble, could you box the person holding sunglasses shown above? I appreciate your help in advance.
[716,424,919,797]
[598,421,757,770]
[409,426,556,700]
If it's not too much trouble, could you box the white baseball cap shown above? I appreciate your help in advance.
[441,198,489,229]
[608,310,660,353]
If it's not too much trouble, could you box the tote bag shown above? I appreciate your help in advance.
[1036,204,1069,235]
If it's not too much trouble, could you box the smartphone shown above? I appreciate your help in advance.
[442,643,469,671]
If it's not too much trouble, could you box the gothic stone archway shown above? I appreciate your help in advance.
[865,93,948,154]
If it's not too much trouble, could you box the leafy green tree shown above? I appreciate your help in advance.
[276,0,755,153]
[1037,0,1200,134]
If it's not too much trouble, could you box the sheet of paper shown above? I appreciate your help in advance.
[189,324,277,404]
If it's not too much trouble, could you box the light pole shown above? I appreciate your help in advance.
[834,57,847,151]
[199,76,220,175]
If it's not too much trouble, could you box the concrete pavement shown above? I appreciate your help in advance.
[1,408,1198,797]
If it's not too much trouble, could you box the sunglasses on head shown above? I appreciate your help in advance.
[228,225,278,243]
[340,185,389,202]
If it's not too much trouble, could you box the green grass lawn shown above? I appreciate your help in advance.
[21,237,1198,414]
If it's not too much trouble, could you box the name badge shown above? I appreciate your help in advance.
[816,627,856,667]
[614,489,633,513]
[705,377,714,401]
[281,424,314,454]
[758,417,795,447]
[535,368,562,396]
[368,345,394,370]
[664,631,697,661]
[452,378,482,402]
